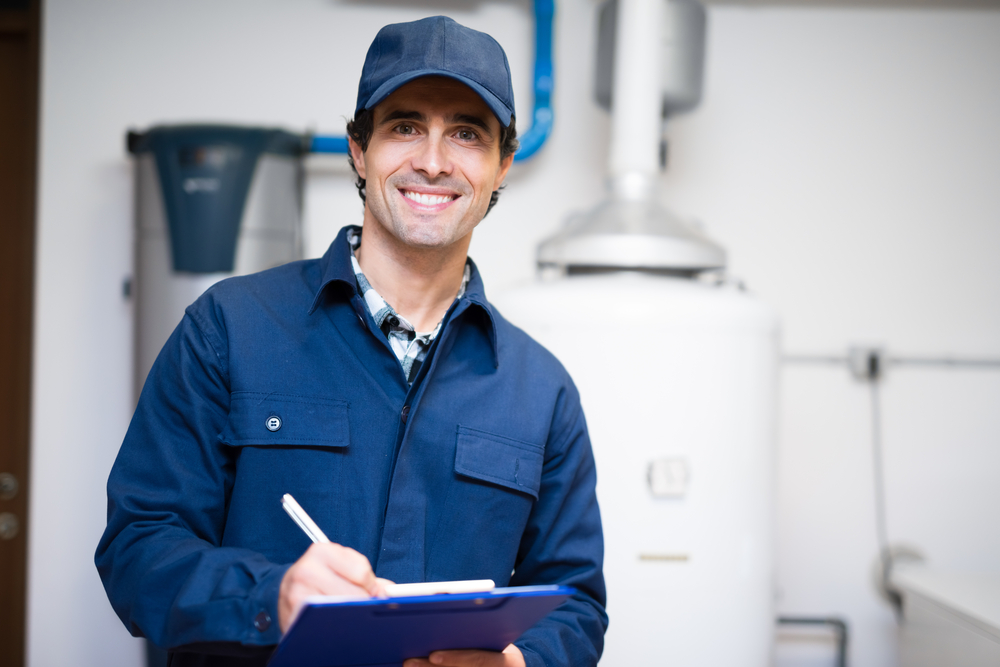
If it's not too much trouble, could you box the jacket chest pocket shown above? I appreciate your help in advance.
[220,392,350,448]
[423,426,544,581]
[218,393,351,558]
[454,425,543,499]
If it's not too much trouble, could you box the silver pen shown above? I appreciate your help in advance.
[281,493,330,544]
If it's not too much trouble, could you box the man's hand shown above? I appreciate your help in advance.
[278,542,392,632]
[403,644,526,667]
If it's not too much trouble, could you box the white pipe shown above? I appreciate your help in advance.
[609,0,664,200]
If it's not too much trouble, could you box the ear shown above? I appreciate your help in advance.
[348,136,367,179]
[493,153,514,191]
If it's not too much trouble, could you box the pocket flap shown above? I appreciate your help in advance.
[454,426,543,499]
[220,392,349,448]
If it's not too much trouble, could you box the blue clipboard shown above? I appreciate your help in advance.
[267,585,574,667]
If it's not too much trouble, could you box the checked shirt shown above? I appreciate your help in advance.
[347,228,470,383]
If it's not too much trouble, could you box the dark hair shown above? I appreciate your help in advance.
[346,108,519,217]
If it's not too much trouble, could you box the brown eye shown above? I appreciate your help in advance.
[457,129,476,141]
[397,124,414,135]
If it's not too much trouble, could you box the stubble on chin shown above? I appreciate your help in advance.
[385,201,481,251]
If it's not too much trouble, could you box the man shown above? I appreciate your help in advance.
[97,16,606,667]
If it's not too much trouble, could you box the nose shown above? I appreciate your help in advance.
[410,132,452,179]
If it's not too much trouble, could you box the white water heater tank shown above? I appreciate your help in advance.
[493,258,778,666]
[497,0,777,661]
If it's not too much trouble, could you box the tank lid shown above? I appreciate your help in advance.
[537,198,726,273]
[127,125,307,157]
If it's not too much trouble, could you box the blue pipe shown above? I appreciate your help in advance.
[513,0,554,161]
[309,0,555,162]
[310,135,349,153]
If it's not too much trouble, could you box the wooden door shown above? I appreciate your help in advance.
[0,0,39,665]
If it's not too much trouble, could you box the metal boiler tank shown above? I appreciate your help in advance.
[493,0,778,661]
[494,248,778,665]
[128,125,305,392]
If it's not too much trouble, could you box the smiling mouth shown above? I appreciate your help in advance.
[401,190,457,206]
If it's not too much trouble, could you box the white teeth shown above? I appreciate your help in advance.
[403,191,454,206]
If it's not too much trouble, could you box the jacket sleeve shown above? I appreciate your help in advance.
[512,381,608,667]
[95,298,289,653]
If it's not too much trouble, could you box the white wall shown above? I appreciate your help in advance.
[31,1,1000,666]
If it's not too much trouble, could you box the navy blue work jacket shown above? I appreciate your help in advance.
[96,226,607,667]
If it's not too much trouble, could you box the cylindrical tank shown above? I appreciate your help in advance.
[128,125,305,393]
[523,0,773,660]
[493,272,778,666]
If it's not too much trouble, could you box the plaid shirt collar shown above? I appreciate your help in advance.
[347,227,470,383]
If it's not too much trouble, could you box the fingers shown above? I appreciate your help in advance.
[374,577,396,597]
[312,543,380,594]
[500,644,525,666]
[403,646,520,667]
[278,542,381,633]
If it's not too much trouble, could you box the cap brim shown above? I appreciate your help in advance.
[361,69,513,127]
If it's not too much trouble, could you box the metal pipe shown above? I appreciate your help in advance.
[780,348,999,625]
[777,616,849,667]
[608,0,664,200]
[891,357,1000,369]
[782,355,1000,370]
[308,0,556,162]
[782,354,850,365]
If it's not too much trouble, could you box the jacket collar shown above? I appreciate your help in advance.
[309,225,500,368]
[308,225,359,314]
[452,256,500,369]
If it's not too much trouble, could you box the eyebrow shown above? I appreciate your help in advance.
[378,109,495,138]
[380,110,424,125]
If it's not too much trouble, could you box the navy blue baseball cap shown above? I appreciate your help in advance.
[355,16,515,127]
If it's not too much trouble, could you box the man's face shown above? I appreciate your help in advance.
[349,77,514,251]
